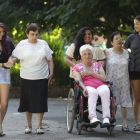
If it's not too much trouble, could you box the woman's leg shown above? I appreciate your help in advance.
[97,85,110,118]
[121,106,128,127]
[25,112,32,127]
[0,111,2,133]
[130,80,140,124]
[36,113,44,128]
[0,84,10,123]
[86,86,98,119]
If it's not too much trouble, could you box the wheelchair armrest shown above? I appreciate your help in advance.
[105,80,113,85]
[73,80,79,85]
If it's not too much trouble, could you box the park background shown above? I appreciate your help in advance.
[0,0,139,98]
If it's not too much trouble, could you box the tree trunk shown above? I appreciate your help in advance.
[106,34,111,48]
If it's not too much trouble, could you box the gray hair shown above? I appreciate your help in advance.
[80,44,93,56]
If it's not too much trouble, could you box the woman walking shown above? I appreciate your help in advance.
[123,15,140,131]
[10,23,54,134]
[0,22,14,136]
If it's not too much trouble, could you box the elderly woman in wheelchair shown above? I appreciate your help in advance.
[72,44,110,125]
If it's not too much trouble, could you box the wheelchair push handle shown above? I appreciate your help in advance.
[73,80,79,85]
[105,80,113,85]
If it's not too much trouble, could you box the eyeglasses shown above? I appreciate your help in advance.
[29,33,39,37]
[114,37,122,41]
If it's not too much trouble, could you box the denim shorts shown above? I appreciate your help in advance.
[0,67,10,84]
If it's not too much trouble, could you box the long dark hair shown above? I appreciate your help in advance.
[73,27,93,61]
[0,22,12,55]
[133,15,140,34]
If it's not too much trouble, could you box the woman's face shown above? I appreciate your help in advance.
[81,49,93,63]
[27,30,39,43]
[111,34,122,48]
[0,27,5,41]
[134,19,140,33]
[84,30,93,44]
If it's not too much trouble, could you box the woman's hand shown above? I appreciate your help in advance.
[4,61,13,68]
[81,71,91,77]
[46,73,53,86]
[83,87,88,98]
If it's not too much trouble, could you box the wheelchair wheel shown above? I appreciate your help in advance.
[77,122,81,135]
[107,126,114,136]
[66,88,75,133]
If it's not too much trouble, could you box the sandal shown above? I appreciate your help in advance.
[36,128,44,134]
[87,127,95,132]
[82,126,95,132]
[133,124,140,131]
[25,127,32,134]
[122,126,129,132]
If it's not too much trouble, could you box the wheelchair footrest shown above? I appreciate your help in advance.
[100,122,116,128]
[81,122,98,128]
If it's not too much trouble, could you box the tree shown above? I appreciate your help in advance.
[45,0,140,47]
[0,0,140,47]
[0,0,61,41]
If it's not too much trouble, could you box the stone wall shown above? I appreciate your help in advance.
[9,85,71,98]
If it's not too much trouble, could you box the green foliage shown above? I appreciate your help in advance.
[10,63,20,87]
[39,28,70,85]
[1,0,140,46]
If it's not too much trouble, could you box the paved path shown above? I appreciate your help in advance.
[1,98,140,140]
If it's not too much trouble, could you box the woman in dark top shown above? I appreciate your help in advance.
[0,22,14,136]
[123,15,140,131]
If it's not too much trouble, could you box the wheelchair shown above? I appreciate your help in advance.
[66,80,116,136]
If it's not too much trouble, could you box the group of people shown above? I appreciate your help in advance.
[0,23,54,136]
[0,14,140,137]
[66,15,140,132]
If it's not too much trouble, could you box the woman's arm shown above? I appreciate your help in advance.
[92,66,106,82]
[82,66,106,82]
[47,59,54,85]
[73,71,88,97]
[97,59,105,67]
[65,55,75,67]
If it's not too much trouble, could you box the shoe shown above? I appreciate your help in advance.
[36,128,44,134]
[0,133,5,137]
[90,118,100,124]
[103,118,110,124]
[122,126,129,132]
[133,124,140,131]
[25,127,32,134]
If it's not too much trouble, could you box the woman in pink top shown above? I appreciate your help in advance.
[72,44,110,124]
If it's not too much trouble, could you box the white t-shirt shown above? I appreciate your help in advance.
[12,39,53,80]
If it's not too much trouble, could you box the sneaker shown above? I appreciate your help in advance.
[103,118,110,124]
[90,118,100,124]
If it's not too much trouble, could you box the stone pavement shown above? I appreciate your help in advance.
[1,98,140,140]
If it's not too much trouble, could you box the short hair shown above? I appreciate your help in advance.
[80,44,93,56]
[110,31,122,42]
[26,23,40,34]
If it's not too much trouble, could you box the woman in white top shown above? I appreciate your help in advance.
[9,23,54,134]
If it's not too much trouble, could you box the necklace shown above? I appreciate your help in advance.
[83,63,93,71]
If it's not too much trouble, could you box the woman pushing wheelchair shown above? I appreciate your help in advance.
[72,44,110,124]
